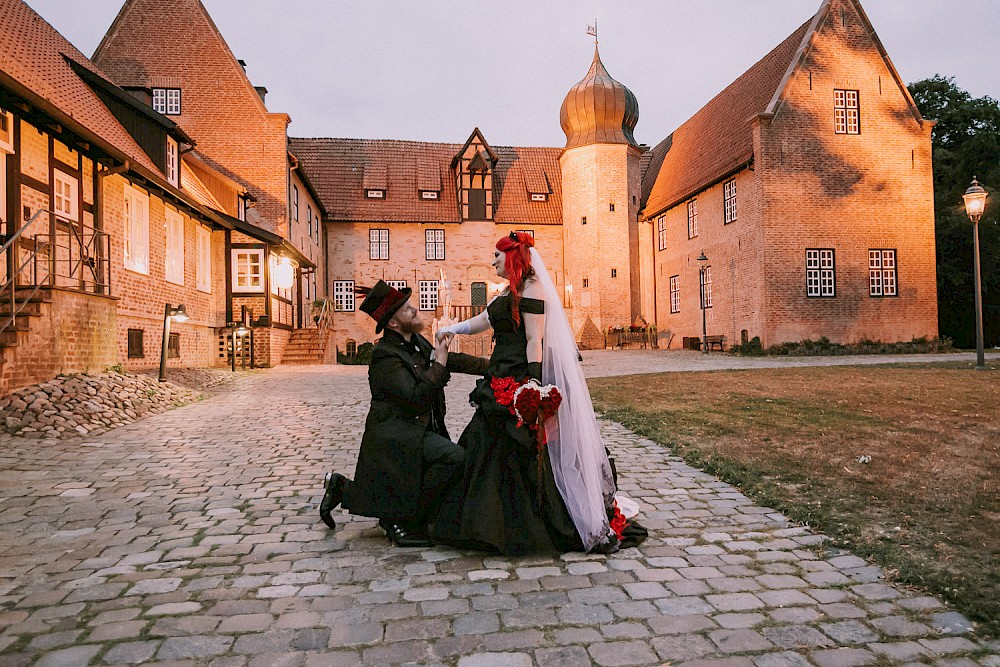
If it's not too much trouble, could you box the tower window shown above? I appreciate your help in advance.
[581,216,587,225]
[611,269,617,278]
[582,278,589,288]
[609,203,615,212]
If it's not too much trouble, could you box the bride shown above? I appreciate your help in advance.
[432,232,645,554]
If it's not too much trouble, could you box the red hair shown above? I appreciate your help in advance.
[496,232,535,326]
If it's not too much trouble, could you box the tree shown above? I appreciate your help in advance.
[909,76,1000,348]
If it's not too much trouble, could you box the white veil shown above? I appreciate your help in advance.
[529,248,617,551]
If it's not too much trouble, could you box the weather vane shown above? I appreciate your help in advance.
[586,19,597,45]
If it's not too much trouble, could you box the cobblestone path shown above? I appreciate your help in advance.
[0,365,997,667]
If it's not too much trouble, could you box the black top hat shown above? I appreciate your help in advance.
[359,280,413,333]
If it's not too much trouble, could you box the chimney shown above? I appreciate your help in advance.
[255,86,268,104]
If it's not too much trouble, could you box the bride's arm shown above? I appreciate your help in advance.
[522,280,545,381]
[436,308,492,339]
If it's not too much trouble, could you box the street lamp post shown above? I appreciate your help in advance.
[158,303,189,382]
[697,252,709,355]
[963,177,989,370]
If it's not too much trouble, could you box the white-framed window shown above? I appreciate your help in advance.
[196,225,211,293]
[152,88,182,115]
[724,179,737,224]
[164,208,184,285]
[657,216,667,251]
[687,200,698,239]
[869,249,897,297]
[0,110,13,153]
[53,169,78,222]
[835,89,860,135]
[425,229,445,260]
[291,184,299,221]
[123,184,149,274]
[700,266,713,308]
[237,196,247,222]
[370,228,389,260]
[421,190,439,200]
[307,205,313,239]
[333,280,355,311]
[669,275,680,313]
[387,280,407,291]
[419,280,439,311]
[166,137,178,187]
[366,189,384,199]
[232,249,264,292]
[530,193,547,202]
[806,248,836,297]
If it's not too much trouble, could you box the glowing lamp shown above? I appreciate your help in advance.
[273,257,294,289]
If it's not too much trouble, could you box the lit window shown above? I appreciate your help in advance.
[869,249,897,297]
[123,185,149,274]
[196,225,211,293]
[152,88,181,115]
[425,229,445,260]
[806,249,836,297]
[687,200,698,238]
[370,228,389,260]
[835,89,860,135]
[334,280,355,311]
[232,249,264,292]
[164,208,184,285]
[724,179,737,224]
[669,276,680,313]
[418,280,438,311]
[657,216,667,251]
[166,137,178,187]
[53,170,78,222]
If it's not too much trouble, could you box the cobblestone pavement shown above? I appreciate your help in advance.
[1,362,998,667]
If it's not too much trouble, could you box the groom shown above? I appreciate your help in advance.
[320,281,488,546]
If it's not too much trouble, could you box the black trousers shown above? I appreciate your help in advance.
[416,431,465,528]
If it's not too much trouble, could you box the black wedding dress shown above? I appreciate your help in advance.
[432,294,585,555]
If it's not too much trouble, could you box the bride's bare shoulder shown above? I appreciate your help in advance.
[522,277,545,299]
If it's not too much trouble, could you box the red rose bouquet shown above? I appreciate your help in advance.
[490,376,563,451]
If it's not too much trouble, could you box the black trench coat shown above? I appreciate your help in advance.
[343,330,488,521]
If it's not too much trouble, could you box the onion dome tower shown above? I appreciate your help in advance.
[559,45,644,346]
[559,46,639,149]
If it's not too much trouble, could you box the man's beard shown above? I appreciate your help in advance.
[396,319,424,335]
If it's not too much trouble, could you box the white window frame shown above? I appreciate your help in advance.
[701,266,713,308]
[153,88,181,115]
[835,89,860,135]
[687,200,698,239]
[418,280,439,311]
[123,184,149,274]
[386,280,407,291]
[370,228,389,260]
[869,249,897,297]
[196,225,211,293]
[333,280,355,312]
[164,208,185,285]
[291,184,299,221]
[232,248,264,293]
[421,190,439,200]
[530,193,547,202]
[307,205,313,239]
[366,189,384,199]
[237,196,247,222]
[0,110,13,154]
[806,248,836,297]
[669,275,680,313]
[53,169,78,222]
[657,216,667,251]
[166,136,178,187]
[724,179,737,224]
[425,229,445,260]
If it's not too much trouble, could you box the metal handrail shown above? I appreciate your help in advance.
[316,298,334,353]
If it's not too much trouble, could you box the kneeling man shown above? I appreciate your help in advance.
[320,281,487,546]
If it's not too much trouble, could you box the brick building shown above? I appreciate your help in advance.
[296,0,937,353]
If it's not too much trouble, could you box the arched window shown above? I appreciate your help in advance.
[345,339,357,357]
[471,282,487,308]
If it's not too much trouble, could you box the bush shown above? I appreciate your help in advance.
[337,341,374,365]
[731,335,954,357]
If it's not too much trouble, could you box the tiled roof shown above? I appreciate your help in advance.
[0,0,163,178]
[641,18,812,217]
[288,138,563,225]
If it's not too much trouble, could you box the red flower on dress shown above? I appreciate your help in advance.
[609,501,627,539]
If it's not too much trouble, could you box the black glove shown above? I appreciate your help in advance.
[526,362,542,383]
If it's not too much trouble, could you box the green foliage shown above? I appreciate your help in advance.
[337,341,374,365]
[909,75,1000,348]
[106,363,125,374]
[731,336,953,356]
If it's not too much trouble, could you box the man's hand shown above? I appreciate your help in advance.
[434,332,454,364]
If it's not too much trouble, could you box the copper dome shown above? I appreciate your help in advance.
[559,46,639,149]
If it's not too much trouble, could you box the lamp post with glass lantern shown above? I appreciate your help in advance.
[962,177,989,370]
[697,252,709,355]
[158,303,189,382]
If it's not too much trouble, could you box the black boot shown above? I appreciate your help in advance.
[319,472,347,530]
[380,519,432,547]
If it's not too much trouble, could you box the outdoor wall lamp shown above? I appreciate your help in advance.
[273,256,294,290]
[697,252,709,355]
[158,303,189,382]
[962,176,989,370]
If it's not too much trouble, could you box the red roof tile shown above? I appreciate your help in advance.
[641,18,812,217]
[289,138,563,225]
[0,0,164,178]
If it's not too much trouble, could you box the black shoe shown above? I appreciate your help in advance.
[319,472,347,530]
[381,520,432,548]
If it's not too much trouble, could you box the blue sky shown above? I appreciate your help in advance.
[23,0,1000,148]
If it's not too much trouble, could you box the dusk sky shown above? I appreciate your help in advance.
[23,0,1000,148]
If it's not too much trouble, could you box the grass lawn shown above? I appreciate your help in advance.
[590,362,1000,636]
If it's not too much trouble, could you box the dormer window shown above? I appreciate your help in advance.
[238,195,247,221]
[166,137,179,187]
[366,189,385,199]
[420,190,439,200]
[530,193,547,202]
[152,88,182,115]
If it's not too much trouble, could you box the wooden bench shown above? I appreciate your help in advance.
[703,335,726,351]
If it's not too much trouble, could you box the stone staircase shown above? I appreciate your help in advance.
[281,328,326,365]
[0,288,50,351]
